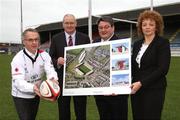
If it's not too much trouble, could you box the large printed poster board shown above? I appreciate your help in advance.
[63,38,131,96]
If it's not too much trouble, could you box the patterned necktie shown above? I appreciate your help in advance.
[68,35,73,46]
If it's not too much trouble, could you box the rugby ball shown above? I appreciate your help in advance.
[39,79,60,100]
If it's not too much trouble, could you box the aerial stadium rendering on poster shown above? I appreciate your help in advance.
[63,38,131,96]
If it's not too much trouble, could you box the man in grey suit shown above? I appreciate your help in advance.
[49,14,90,120]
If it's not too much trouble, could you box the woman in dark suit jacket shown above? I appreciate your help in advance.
[131,10,171,120]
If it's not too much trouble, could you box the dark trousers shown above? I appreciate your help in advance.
[58,96,87,120]
[95,95,128,120]
[13,96,40,120]
[131,88,166,120]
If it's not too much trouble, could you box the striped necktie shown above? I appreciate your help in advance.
[68,35,73,46]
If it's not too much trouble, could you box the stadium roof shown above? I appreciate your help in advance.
[36,3,180,32]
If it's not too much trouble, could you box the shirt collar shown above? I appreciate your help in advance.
[24,48,37,59]
[101,33,114,42]
[65,31,76,40]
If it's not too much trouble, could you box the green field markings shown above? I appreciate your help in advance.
[67,48,83,55]
[78,64,91,74]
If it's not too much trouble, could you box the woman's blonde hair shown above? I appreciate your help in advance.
[137,10,164,37]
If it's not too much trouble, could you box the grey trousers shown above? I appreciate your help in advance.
[13,96,40,120]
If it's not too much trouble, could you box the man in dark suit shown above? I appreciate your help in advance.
[49,14,90,120]
[94,16,128,120]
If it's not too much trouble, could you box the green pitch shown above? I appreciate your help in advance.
[0,54,179,120]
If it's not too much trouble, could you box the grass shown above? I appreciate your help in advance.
[161,57,180,120]
[78,64,91,74]
[67,48,83,55]
[0,54,179,120]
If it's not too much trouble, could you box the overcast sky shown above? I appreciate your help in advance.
[0,0,179,43]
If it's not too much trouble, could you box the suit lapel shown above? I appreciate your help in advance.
[63,32,67,47]
[134,40,143,60]
[140,36,157,63]
[75,32,78,45]
[110,34,118,41]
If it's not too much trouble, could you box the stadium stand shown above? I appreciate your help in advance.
[0,43,22,54]
[169,28,180,56]
[36,3,180,56]
[170,29,180,43]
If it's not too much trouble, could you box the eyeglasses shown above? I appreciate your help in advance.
[25,38,39,43]
[98,25,111,30]
[64,22,75,25]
